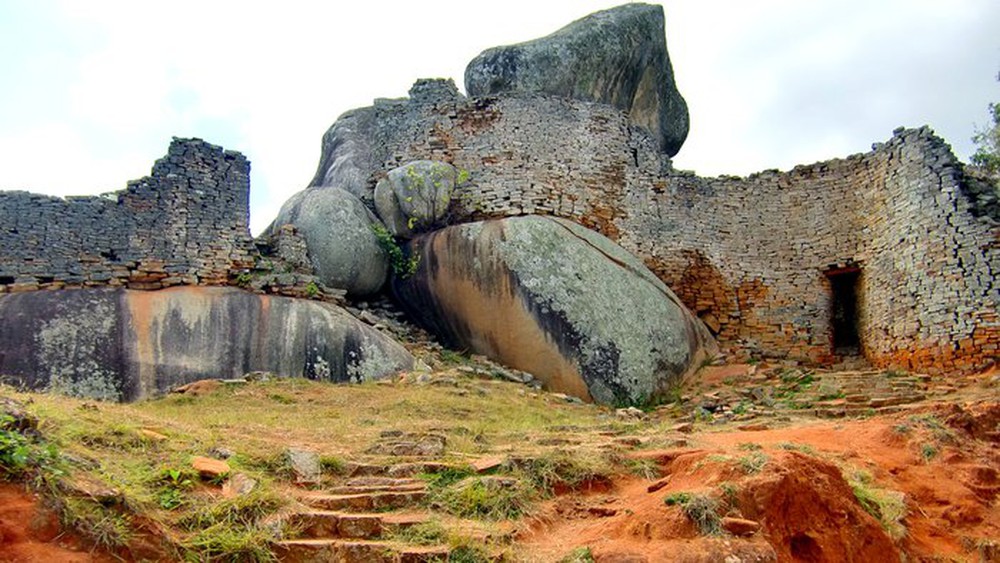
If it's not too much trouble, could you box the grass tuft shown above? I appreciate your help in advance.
[430,475,531,520]
[846,469,908,541]
[664,491,722,535]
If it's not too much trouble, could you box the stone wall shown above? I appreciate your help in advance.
[0,138,255,293]
[347,87,997,374]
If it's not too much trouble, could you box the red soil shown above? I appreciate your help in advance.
[0,482,112,563]
[519,401,1000,562]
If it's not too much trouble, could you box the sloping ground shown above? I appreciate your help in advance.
[0,358,997,562]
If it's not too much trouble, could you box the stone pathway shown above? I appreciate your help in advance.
[273,465,451,563]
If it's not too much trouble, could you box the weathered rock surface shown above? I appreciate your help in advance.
[392,216,716,405]
[464,3,689,156]
[0,287,413,401]
[374,161,457,238]
[268,187,388,296]
[307,107,378,199]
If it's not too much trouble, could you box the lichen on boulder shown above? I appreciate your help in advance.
[374,160,458,238]
[392,215,716,406]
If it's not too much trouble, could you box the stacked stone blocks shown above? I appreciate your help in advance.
[0,138,255,294]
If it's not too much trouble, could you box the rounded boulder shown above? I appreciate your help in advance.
[392,215,717,406]
[374,160,457,238]
[269,187,388,296]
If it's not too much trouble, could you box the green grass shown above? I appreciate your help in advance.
[1,373,615,558]
[663,491,722,535]
[430,475,531,520]
[737,451,769,474]
[846,469,908,541]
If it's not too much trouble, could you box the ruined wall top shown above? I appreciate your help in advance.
[0,138,255,292]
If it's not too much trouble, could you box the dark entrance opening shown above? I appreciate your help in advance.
[826,267,861,355]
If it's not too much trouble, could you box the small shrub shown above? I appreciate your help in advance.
[920,443,938,463]
[372,223,420,278]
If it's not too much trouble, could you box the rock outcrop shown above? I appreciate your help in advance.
[391,216,716,406]
[375,161,458,238]
[268,187,389,297]
[307,108,378,200]
[0,287,413,401]
[464,3,689,156]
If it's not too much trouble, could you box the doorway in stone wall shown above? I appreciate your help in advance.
[826,266,861,356]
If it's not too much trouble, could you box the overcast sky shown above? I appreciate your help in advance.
[1,1,998,234]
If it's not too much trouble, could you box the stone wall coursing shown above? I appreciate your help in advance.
[0,138,256,293]
[343,88,997,373]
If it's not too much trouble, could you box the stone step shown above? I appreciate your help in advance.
[287,510,429,540]
[328,483,427,495]
[346,461,456,478]
[344,477,426,488]
[302,490,427,511]
[868,394,925,408]
[273,539,448,563]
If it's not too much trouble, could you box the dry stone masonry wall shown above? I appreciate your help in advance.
[353,87,997,374]
[0,138,255,293]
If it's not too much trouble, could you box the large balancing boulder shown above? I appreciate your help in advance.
[0,287,414,402]
[392,216,716,405]
[464,3,689,156]
[268,187,388,296]
[374,160,458,238]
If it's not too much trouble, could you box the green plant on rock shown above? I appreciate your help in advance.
[371,223,420,278]
[304,281,319,299]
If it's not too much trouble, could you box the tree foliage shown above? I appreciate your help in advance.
[970,74,1000,176]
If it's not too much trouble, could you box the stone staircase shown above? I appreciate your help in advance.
[781,370,930,418]
[684,366,938,422]
[273,466,452,563]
